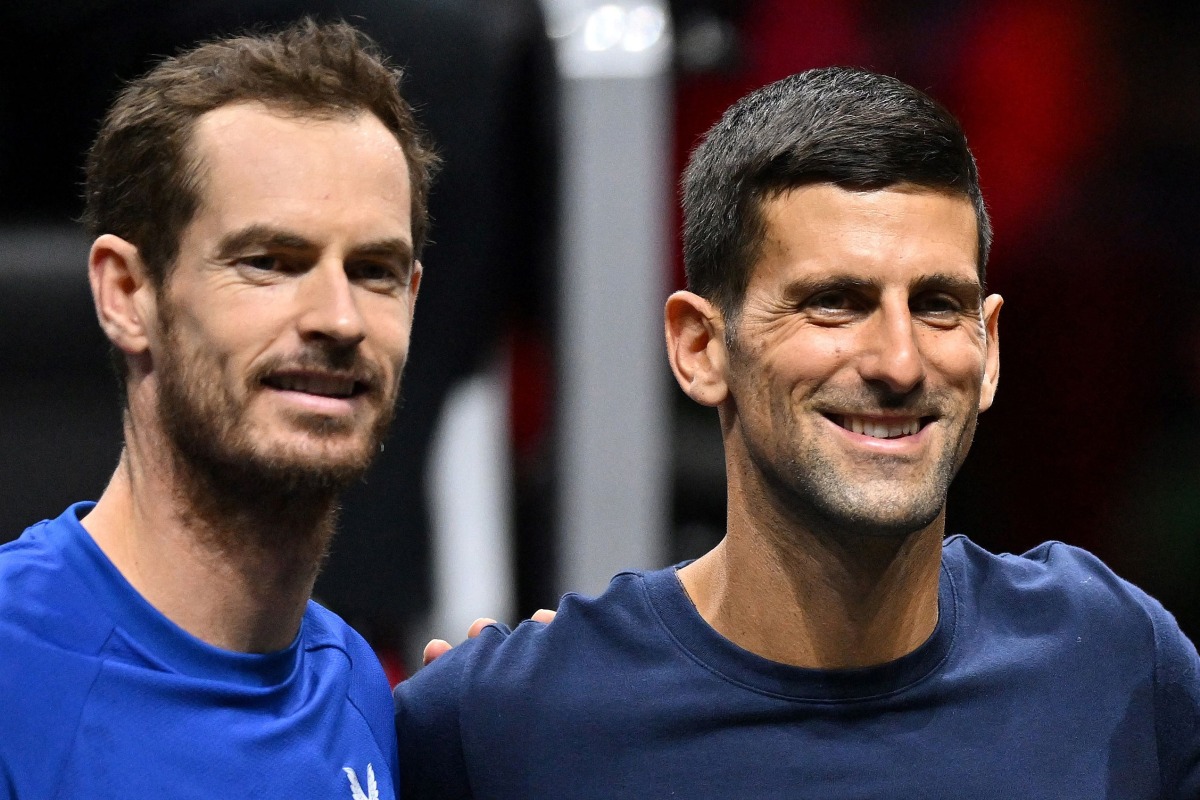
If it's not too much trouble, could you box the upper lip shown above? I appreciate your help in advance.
[262,370,370,398]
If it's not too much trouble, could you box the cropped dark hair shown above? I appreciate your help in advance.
[681,67,989,321]
[84,18,439,285]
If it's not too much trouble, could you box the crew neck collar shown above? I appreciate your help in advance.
[56,502,303,689]
[641,558,958,703]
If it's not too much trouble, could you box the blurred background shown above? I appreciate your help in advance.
[1,0,1197,676]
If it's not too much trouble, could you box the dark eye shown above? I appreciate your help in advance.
[356,263,394,281]
[808,290,854,311]
[804,289,866,320]
[349,260,408,291]
[239,254,283,272]
[912,293,963,315]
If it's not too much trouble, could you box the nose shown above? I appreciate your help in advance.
[857,302,925,395]
[296,259,366,347]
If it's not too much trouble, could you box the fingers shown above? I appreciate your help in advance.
[467,617,497,638]
[422,638,452,667]
[421,611,557,669]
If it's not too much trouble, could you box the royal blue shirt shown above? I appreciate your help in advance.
[0,503,398,799]
[396,536,1200,798]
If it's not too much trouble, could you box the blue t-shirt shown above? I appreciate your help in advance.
[396,536,1200,798]
[0,503,398,800]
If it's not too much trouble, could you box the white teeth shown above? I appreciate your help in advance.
[840,415,920,439]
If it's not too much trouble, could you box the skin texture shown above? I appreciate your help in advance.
[83,102,420,653]
[667,183,1001,669]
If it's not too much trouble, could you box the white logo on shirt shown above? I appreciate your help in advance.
[343,764,379,800]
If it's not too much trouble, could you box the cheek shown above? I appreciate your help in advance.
[364,305,414,366]
[918,327,988,382]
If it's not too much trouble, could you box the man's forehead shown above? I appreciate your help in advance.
[754,183,981,282]
[185,101,410,205]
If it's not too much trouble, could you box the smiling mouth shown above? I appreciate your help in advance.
[262,372,369,399]
[827,414,933,440]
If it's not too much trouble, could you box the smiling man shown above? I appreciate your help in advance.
[397,68,1200,798]
[0,21,436,799]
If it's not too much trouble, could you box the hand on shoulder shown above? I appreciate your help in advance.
[422,608,556,666]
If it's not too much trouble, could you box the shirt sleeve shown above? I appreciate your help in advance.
[394,642,476,800]
[1149,599,1200,799]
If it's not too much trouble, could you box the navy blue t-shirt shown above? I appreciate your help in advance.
[0,503,399,799]
[396,536,1200,798]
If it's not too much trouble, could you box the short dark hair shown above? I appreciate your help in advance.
[681,67,990,321]
[83,18,439,285]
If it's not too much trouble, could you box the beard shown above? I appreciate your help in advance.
[153,301,399,544]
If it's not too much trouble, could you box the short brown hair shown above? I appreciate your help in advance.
[83,18,439,284]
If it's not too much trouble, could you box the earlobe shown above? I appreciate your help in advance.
[89,234,156,357]
[664,291,729,407]
[978,293,1002,412]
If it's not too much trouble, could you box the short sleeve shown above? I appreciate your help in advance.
[394,641,477,800]
[1149,598,1200,799]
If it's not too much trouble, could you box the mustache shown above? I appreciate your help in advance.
[814,385,950,418]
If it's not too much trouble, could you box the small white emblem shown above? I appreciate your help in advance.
[343,764,379,800]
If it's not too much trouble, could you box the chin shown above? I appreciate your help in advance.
[796,477,949,540]
[250,436,378,490]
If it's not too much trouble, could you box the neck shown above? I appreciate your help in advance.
[678,484,944,670]
[83,414,337,654]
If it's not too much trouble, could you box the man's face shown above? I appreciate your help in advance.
[724,183,1000,537]
[148,102,419,497]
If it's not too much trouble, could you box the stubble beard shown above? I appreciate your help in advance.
[733,366,977,544]
[751,414,972,543]
[154,306,398,558]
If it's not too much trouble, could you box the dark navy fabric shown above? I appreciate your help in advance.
[396,536,1200,799]
[0,503,398,799]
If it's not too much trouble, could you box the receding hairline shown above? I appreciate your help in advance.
[171,100,415,266]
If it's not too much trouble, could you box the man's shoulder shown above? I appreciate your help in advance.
[407,568,660,687]
[0,510,111,796]
[394,568,664,800]
[301,599,397,750]
[396,567,665,718]
[946,535,1151,603]
[944,535,1191,659]
[0,506,109,647]
[0,514,58,581]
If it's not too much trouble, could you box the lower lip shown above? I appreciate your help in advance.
[822,416,931,455]
[266,387,361,416]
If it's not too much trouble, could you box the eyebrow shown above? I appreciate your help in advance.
[781,275,877,303]
[911,273,983,298]
[214,225,313,260]
[214,225,414,268]
[781,272,982,303]
[352,238,415,270]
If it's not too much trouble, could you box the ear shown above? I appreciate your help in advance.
[408,260,423,310]
[664,290,729,407]
[978,293,1002,412]
[88,234,157,358]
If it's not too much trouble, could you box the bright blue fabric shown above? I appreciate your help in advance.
[0,503,398,799]
[396,536,1200,799]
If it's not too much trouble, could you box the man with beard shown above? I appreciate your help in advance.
[0,20,436,799]
[397,68,1200,798]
